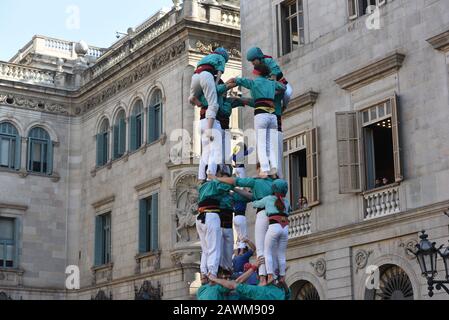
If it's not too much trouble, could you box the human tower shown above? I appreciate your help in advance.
[190,47,293,300]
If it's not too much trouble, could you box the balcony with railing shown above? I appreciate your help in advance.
[363,184,401,220]
[0,62,55,86]
[288,209,312,239]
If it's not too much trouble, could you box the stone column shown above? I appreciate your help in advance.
[183,0,199,20]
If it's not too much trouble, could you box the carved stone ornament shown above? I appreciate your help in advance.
[174,174,199,243]
[0,93,71,116]
[399,239,418,260]
[354,249,373,273]
[194,40,241,59]
[310,258,326,279]
[134,280,163,300]
[82,42,186,113]
[91,290,113,300]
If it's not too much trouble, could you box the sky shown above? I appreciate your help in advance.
[0,0,174,61]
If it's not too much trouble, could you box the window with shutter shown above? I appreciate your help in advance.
[0,122,20,170]
[284,130,320,210]
[138,194,159,254]
[149,90,163,143]
[306,128,320,205]
[348,0,387,20]
[131,100,144,151]
[0,217,16,268]
[94,213,111,266]
[336,112,363,193]
[27,127,52,175]
[276,0,306,56]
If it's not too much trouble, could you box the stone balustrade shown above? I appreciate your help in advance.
[44,38,73,53]
[288,209,312,239]
[221,10,240,28]
[0,62,55,86]
[363,185,401,220]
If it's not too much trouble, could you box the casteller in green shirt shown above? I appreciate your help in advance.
[235,283,288,301]
[197,284,230,300]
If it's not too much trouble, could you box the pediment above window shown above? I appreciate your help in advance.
[283,90,319,118]
[335,52,405,91]
[427,29,449,53]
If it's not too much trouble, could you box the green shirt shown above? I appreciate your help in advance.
[198,180,234,204]
[262,57,282,78]
[252,195,292,216]
[198,54,226,73]
[235,284,286,301]
[235,177,274,201]
[199,84,228,109]
[220,191,251,210]
[197,284,230,300]
[236,76,285,102]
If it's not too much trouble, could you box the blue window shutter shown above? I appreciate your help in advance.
[138,199,148,254]
[27,138,32,171]
[94,215,103,266]
[13,218,20,269]
[130,115,137,151]
[96,134,103,166]
[14,135,21,170]
[148,107,156,143]
[103,133,108,164]
[46,140,53,175]
[113,125,119,159]
[119,118,126,155]
[150,194,159,251]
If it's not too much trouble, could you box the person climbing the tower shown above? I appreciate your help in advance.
[246,47,293,178]
[252,179,291,284]
[226,64,286,178]
[190,47,230,180]
[209,163,278,286]
[196,165,234,283]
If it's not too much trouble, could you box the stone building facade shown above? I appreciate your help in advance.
[0,0,241,300]
[240,0,449,300]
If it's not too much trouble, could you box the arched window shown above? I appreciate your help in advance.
[365,264,414,300]
[96,119,109,167]
[0,122,20,170]
[130,100,144,151]
[113,110,126,160]
[148,90,163,143]
[27,127,53,175]
[291,280,320,300]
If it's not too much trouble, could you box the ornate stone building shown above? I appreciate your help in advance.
[0,0,241,300]
[240,0,449,300]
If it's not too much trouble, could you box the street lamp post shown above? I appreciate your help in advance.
[411,231,449,297]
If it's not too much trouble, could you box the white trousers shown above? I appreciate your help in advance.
[233,167,247,178]
[255,210,269,276]
[220,228,234,271]
[254,113,278,174]
[233,215,248,249]
[198,119,223,180]
[196,218,208,275]
[196,212,222,277]
[277,131,284,179]
[264,223,289,276]
[189,71,219,119]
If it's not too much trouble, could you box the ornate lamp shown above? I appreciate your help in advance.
[412,230,449,297]
[414,231,439,279]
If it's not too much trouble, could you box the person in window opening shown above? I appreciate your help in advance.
[209,163,278,286]
[226,64,286,178]
[375,178,382,188]
[297,197,308,211]
[382,177,389,186]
